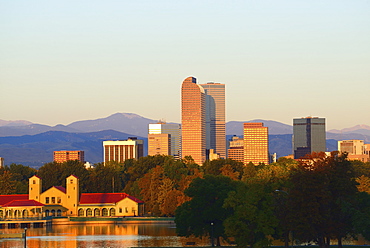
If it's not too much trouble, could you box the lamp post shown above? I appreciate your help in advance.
[210,222,214,247]
[24,227,27,248]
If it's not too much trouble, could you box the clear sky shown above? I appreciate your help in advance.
[1,0,369,130]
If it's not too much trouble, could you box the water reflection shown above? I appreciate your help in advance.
[1,223,368,248]
[0,223,209,248]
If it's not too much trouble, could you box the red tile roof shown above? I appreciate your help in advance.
[0,194,28,206]
[53,186,66,193]
[2,199,44,207]
[79,193,144,204]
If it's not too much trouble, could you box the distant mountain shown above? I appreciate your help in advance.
[0,130,147,168]
[226,120,292,135]
[67,113,156,137]
[0,120,33,127]
[0,124,80,137]
[329,125,370,134]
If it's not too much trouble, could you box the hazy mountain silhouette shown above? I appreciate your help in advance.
[226,119,292,135]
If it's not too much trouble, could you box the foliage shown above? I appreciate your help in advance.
[0,163,36,193]
[0,170,16,195]
[175,175,236,246]
[203,158,244,179]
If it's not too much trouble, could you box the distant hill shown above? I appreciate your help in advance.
[227,119,292,135]
[0,130,147,168]
[0,120,33,127]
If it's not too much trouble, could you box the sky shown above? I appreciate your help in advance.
[1,0,369,131]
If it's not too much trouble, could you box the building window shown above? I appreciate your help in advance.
[119,208,122,213]
[57,197,61,204]
[70,179,73,184]
[52,197,55,204]
[125,207,128,213]
[33,180,36,184]
[46,197,49,204]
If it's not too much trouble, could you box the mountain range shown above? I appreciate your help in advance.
[1,113,369,167]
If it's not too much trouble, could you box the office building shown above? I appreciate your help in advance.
[200,82,226,159]
[227,136,244,163]
[148,122,181,159]
[243,123,269,165]
[181,76,206,165]
[293,117,326,159]
[53,151,85,163]
[148,133,171,156]
[103,138,144,163]
[338,140,370,162]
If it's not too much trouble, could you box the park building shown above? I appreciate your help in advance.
[0,175,144,219]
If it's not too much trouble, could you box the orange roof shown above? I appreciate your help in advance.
[79,193,144,204]
[0,194,28,206]
[2,199,44,207]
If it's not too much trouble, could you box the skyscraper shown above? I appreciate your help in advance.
[228,136,244,163]
[148,122,181,159]
[200,82,226,159]
[243,123,269,165]
[293,117,326,159]
[103,138,144,163]
[181,76,206,165]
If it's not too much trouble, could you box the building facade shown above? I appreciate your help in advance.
[103,138,144,163]
[243,123,269,165]
[200,82,226,159]
[148,133,171,156]
[181,77,206,165]
[338,140,370,162]
[0,175,144,219]
[148,122,181,159]
[53,151,85,163]
[293,117,326,159]
[227,136,244,163]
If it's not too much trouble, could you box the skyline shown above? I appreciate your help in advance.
[1,1,370,130]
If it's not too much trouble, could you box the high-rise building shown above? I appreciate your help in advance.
[103,138,144,163]
[200,82,226,159]
[243,123,269,165]
[181,76,206,165]
[293,117,326,159]
[148,133,171,156]
[53,151,85,163]
[0,157,4,167]
[227,136,244,163]
[148,122,181,159]
[338,140,370,162]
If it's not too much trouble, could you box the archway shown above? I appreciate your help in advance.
[78,208,84,217]
[86,208,92,217]
[94,208,100,217]
[102,208,108,216]
[109,208,116,216]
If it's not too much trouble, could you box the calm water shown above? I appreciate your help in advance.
[0,223,211,248]
[1,223,368,248]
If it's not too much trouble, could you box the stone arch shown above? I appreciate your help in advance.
[51,209,56,216]
[86,208,92,217]
[14,210,21,218]
[109,208,115,216]
[94,208,100,217]
[57,209,62,217]
[45,210,50,217]
[78,208,84,217]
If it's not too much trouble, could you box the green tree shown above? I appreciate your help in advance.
[175,175,236,246]
[224,180,278,248]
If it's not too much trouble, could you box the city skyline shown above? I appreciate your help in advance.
[1,1,369,130]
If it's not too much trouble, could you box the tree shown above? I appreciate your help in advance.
[175,175,236,246]
[224,180,278,248]
[0,171,16,195]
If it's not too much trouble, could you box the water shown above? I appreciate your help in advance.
[0,223,211,248]
[1,223,368,248]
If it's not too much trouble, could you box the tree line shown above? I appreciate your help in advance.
[1,153,370,247]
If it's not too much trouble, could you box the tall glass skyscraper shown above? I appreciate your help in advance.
[148,122,181,159]
[200,82,226,159]
[181,77,206,165]
[293,117,326,159]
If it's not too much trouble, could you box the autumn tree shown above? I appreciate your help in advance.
[0,170,16,195]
